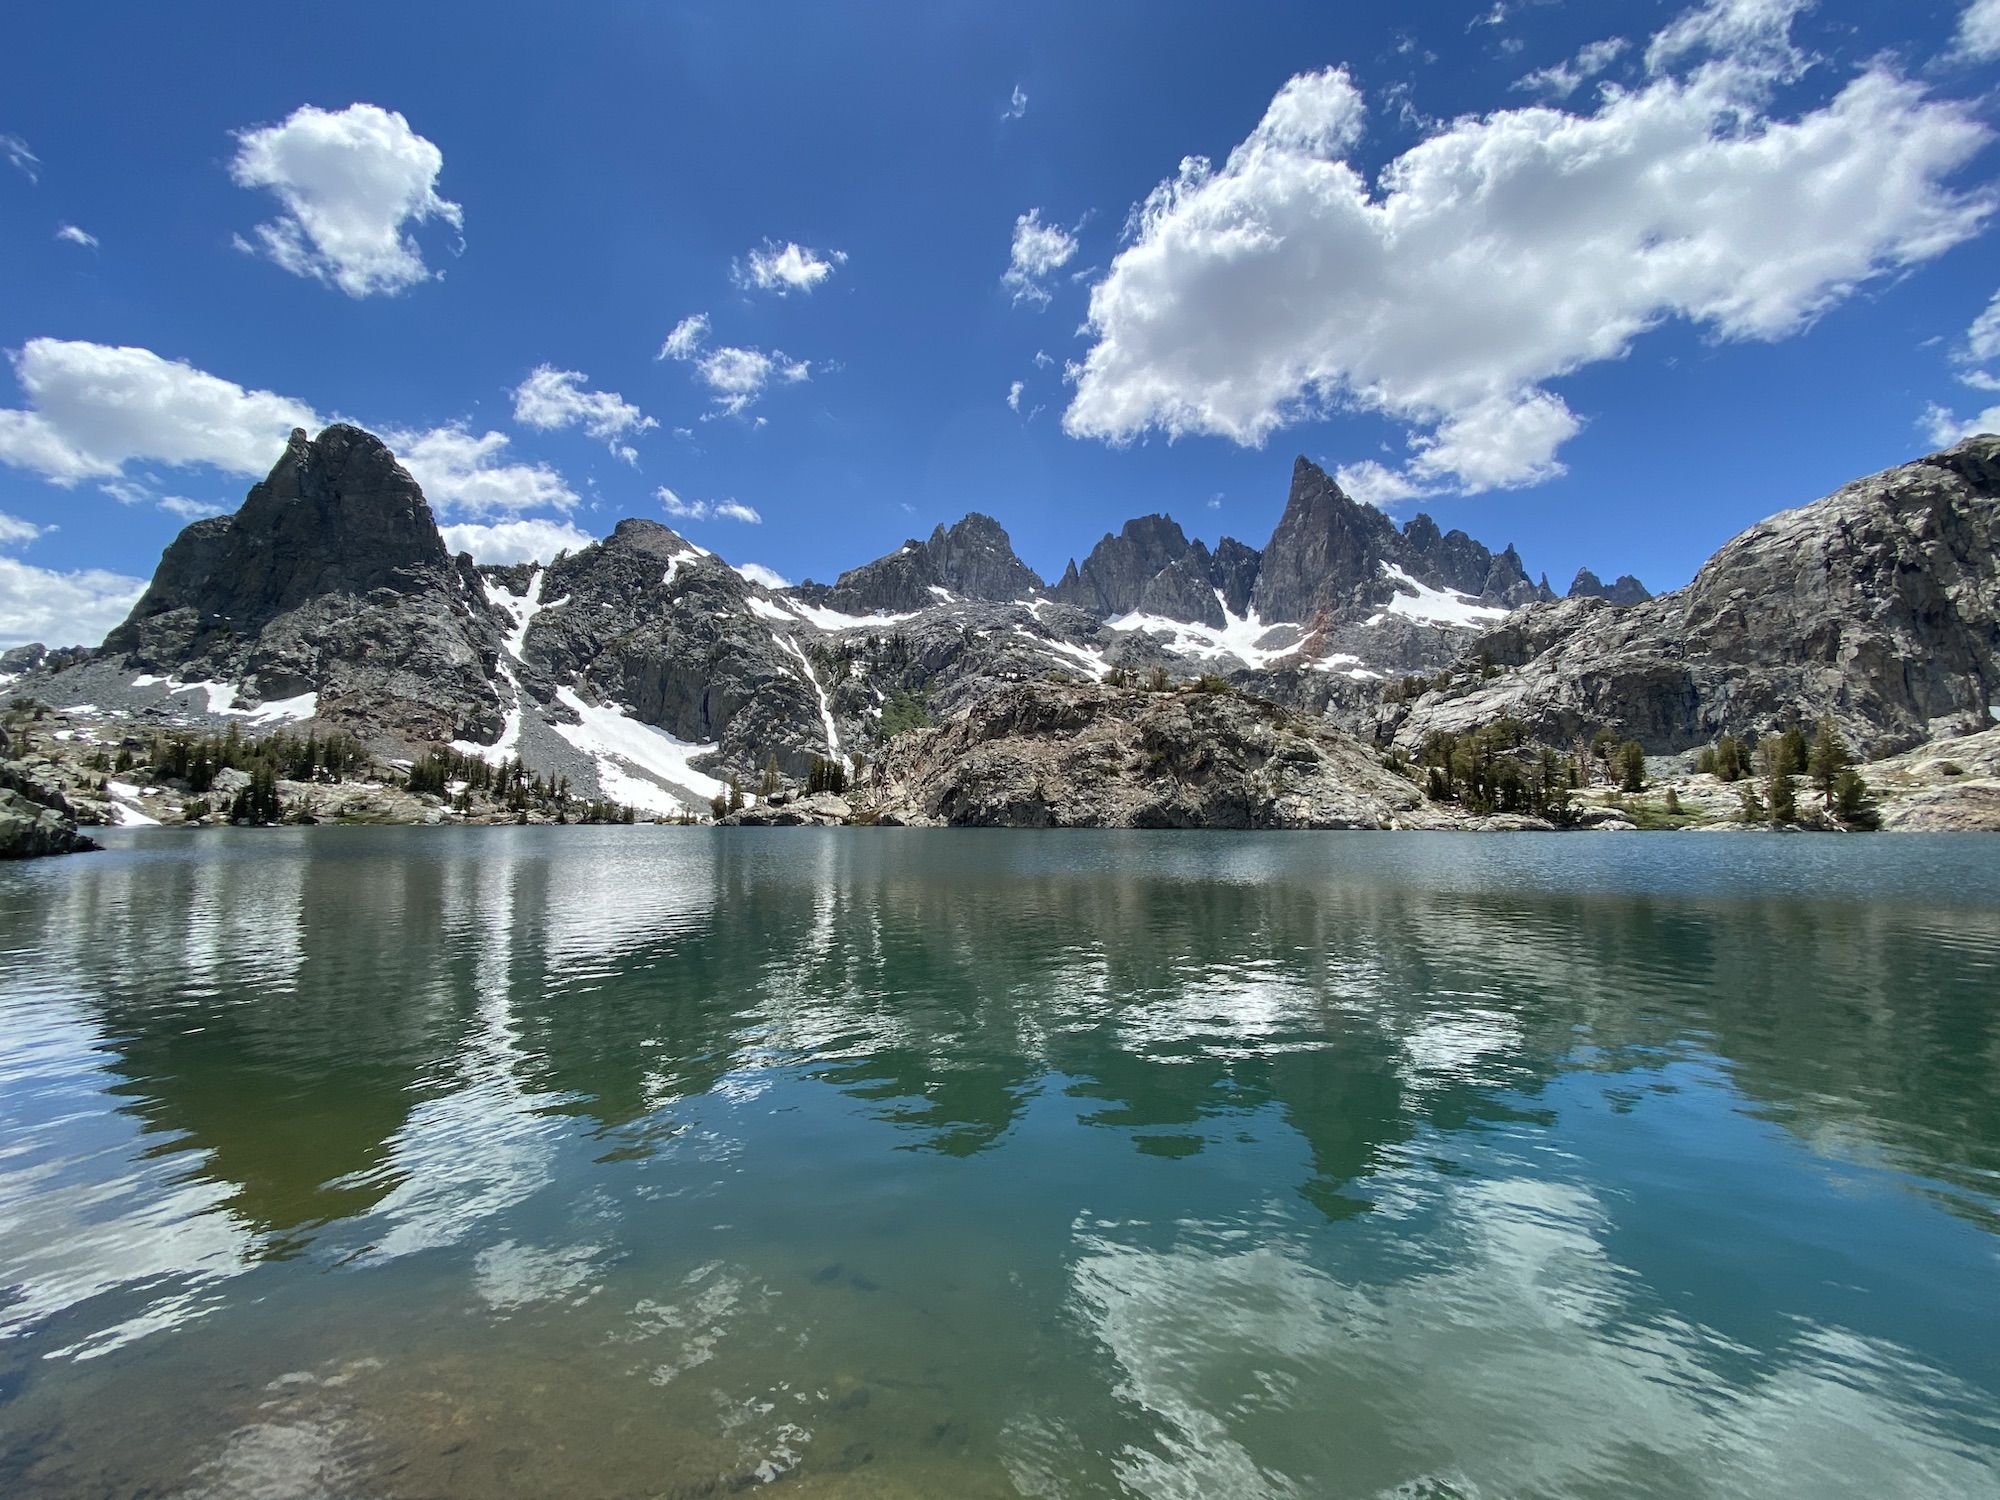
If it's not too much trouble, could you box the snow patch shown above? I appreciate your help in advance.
[241,692,317,724]
[1104,605,1303,670]
[745,597,797,624]
[550,686,727,814]
[129,675,314,723]
[105,779,161,827]
[781,600,921,632]
[772,634,841,758]
[1014,628,1110,679]
[1378,563,1508,630]
[454,569,563,765]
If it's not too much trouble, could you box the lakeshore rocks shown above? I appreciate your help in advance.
[0,787,96,857]
[864,679,1477,830]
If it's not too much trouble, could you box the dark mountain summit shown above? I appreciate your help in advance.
[1567,568,1653,606]
[801,513,1044,615]
[101,424,505,746]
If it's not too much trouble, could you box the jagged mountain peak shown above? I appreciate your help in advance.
[803,509,1043,615]
[1568,568,1652,606]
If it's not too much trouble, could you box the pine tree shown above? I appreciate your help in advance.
[760,751,780,799]
[1615,739,1646,792]
[727,778,743,813]
[1833,768,1877,828]
[1779,723,1809,778]
[1738,781,1764,823]
[1766,765,1796,826]
[1808,715,1850,809]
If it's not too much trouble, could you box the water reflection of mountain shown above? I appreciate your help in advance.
[28,829,2000,1255]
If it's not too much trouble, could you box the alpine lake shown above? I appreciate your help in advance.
[1,827,1996,1499]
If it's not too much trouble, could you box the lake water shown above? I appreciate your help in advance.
[1,829,1997,1498]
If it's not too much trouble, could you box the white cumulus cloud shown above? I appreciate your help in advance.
[731,240,845,295]
[1924,288,2000,441]
[439,516,598,565]
[55,223,98,250]
[1645,0,1810,78]
[0,555,146,649]
[0,338,319,484]
[656,315,810,419]
[1961,0,2000,60]
[1063,12,1992,495]
[1002,208,1078,306]
[1007,380,1025,412]
[657,487,760,523]
[510,365,655,461]
[657,313,709,362]
[384,425,578,517]
[229,103,462,297]
[736,562,789,589]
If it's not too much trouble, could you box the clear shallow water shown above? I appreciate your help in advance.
[0,829,1996,1499]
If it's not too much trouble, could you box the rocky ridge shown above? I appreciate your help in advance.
[5,424,1996,833]
[1395,437,2000,760]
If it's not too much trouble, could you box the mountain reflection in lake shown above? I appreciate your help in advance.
[2,828,1997,1498]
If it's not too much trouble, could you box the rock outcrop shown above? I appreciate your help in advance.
[0,724,97,857]
[98,425,508,750]
[1398,437,2000,758]
[865,679,1475,829]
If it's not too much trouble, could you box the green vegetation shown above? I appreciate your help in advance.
[406,746,633,822]
[1615,739,1647,792]
[146,723,368,793]
[1696,732,1750,781]
[1417,720,1574,823]
[805,755,848,795]
[878,687,933,739]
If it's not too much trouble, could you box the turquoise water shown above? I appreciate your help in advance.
[0,828,1997,1497]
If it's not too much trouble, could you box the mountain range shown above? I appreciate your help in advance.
[8,422,1998,821]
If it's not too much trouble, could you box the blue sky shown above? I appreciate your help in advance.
[2,0,1998,646]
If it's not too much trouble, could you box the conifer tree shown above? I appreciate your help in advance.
[1615,739,1646,792]
[760,751,780,799]
[1808,715,1850,808]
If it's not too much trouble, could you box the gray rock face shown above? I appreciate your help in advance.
[501,519,834,780]
[92,425,507,750]
[866,678,1475,829]
[804,514,1043,614]
[0,726,96,857]
[1568,569,1652,606]
[1051,517,1271,629]
[1250,458,1404,623]
[1247,457,1553,627]
[1052,515,1200,617]
[0,787,96,858]
[1398,437,2000,758]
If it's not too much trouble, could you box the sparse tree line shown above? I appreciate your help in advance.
[1401,712,1876,828]
[405,746,636,824]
